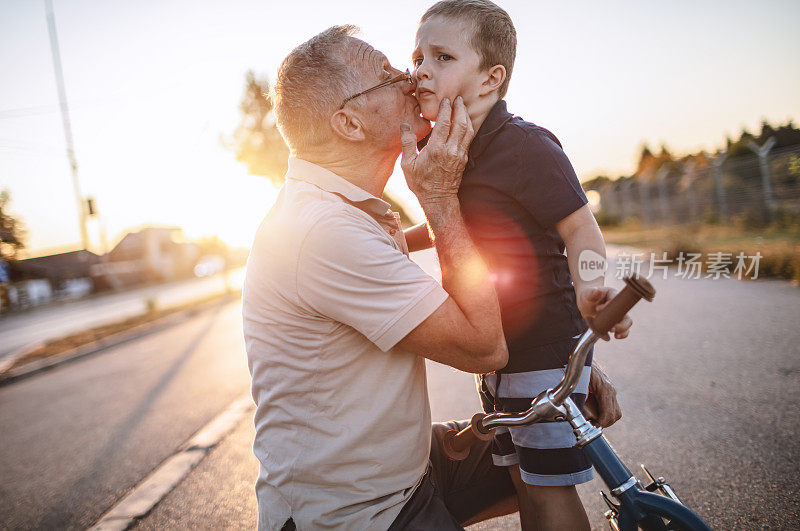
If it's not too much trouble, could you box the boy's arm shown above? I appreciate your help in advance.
[556,203,605,299]
[556,204,631,340]
[403,222,433,253]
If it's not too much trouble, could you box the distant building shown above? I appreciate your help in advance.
[4,249,100,310]
[16,249,100,285]
[91,226,200,289]
[2,226,206,312]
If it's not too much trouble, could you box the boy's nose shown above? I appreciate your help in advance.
[414,62,431,81]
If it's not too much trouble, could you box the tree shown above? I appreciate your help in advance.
[195,235,229,260]
[727,120,800,159]
[0,189,26,261]
[227,71,290,186]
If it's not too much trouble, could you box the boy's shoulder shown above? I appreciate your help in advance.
[501,113,565,156]
[481,102,582,186]
[473,101,569,169]
[477,112,573,182]
[465,101,587,227]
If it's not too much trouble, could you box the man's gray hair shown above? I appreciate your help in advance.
[271,25,363,152]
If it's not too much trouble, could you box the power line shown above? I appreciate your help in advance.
[0,104,62,119]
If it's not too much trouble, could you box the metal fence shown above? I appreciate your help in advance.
[587,143,800,227]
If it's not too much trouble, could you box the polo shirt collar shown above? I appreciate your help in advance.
[467,99,513,169]
[286,157,392,217]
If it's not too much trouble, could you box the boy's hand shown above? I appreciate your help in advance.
[585,362,622,428]
[577,286,633,340]
[400,96,474,206]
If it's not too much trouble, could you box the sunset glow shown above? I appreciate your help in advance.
[1,0,798,255]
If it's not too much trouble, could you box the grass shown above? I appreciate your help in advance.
[601,222,800,283]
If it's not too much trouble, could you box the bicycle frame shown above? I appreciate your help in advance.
[446,277,712,530]
[477,328,711,530]
[578,407,710,530]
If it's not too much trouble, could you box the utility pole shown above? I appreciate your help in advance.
[683,161,697,222]
[637,174,652,226]
[748,137,777,217]
[655,165,671,225]
[45,0,89,251]
[620,178,632,221]
[711,153,729,221]
[603,182,618,219]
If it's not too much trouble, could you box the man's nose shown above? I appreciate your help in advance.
[388,66,414,96]
[404,75,417,96]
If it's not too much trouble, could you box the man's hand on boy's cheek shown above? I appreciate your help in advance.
[586,362,622,428]
[577,286,633,340]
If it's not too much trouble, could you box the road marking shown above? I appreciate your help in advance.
[88,394,254,531]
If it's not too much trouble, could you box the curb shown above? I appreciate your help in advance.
[0,294,238,387]
[0,340,45,375]
[88,395,254,531]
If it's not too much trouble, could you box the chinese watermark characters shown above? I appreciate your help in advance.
[614,251,762,280]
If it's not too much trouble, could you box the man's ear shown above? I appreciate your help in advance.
[330,109,366,142]
[479,65,506,97]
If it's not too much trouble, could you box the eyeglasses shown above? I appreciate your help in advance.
[339,69,413,109]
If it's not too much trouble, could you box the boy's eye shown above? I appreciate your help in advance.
[412,57,423,67]
[437,54,453,61]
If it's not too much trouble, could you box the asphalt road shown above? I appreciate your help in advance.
[0,267,244,362]
[136,253,800,530]
[0,299,251,530]
[1,250,799,529]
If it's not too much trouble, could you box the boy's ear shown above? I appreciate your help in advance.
[479,65,506,97]
[330,109,366,142]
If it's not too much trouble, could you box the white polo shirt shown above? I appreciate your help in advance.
[242,157,449,530]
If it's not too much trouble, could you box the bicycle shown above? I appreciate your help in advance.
[441,275,712,531]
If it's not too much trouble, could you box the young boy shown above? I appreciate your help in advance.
[404,1,630,528]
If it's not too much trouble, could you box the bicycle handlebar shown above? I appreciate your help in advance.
[441,413,494,460]
[551,274,655,404]
[588,275,656,340]
[442,275,656,460]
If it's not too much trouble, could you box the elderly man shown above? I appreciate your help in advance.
[243,26,623,530]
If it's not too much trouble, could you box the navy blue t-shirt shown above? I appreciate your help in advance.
[458,100,588,372]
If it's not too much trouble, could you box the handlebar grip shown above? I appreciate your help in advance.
[442,413,494,461]
[589,274,656,340]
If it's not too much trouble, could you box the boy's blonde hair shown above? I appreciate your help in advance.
[421,0,517,98]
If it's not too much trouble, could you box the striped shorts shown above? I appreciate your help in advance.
[477,335,594,487]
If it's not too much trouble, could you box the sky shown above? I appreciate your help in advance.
[1,0,799,256]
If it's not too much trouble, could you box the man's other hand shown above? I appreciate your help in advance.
[400,96,474,205]
[585,363,622,428]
